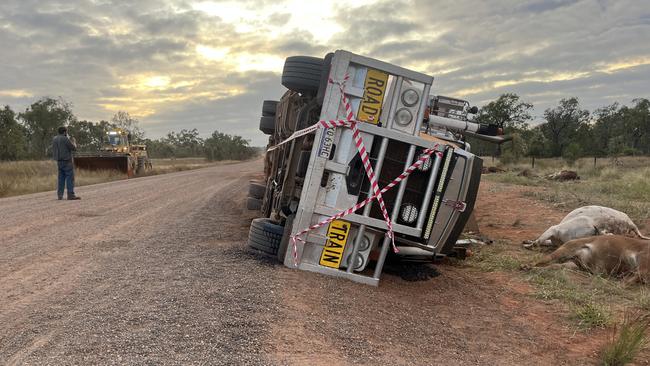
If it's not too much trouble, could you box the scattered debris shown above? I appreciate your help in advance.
[546,170,580,181]
[482,166,506,174]
[384,263,441,282]
[517,169,537,178]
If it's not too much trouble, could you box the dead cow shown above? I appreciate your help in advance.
[530,205,649,247]
[531,235,650,284]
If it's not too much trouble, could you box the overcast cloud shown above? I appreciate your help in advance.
[0,0,648,145]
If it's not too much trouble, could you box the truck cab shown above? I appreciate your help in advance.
[249,50,502,286]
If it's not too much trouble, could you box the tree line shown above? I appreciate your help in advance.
[466,94,650,164]
[0,97,257,161]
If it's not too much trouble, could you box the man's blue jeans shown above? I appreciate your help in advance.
[57,160,75,198]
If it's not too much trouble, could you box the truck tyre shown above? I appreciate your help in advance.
[262,100,278,117]
[248,182,266,199]
[136,157,145,174]
[246,197,262,210]
[248,218,283,256]
[316,52,334,105]
[277,214,295,263]
[282,56,324,95]
[260,116,275,135]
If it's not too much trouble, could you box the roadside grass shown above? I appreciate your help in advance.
[571,302,612,329]
[467,244,650,330]
[467,241,526,272]
[475,155,650,360]
[600,312,650,366]
[0,158,224,198]
[482,156,650,225]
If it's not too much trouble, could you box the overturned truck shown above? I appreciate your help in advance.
[248,50,506,286]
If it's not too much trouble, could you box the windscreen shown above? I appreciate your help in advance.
[106,135,123,145]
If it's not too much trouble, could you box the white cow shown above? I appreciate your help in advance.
[528,205,649,248]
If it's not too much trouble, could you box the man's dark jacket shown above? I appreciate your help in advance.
[51,135,76,161]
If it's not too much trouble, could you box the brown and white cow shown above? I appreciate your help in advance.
[530,235,650,284]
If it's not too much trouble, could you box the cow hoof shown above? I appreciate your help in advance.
[520,263,533,271]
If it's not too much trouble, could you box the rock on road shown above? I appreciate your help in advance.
[0,160,599,365]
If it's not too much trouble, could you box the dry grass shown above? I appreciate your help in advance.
[0,158,224,198]
[474,155,650,332]
[482,156,650,224]
[600,312,650,366]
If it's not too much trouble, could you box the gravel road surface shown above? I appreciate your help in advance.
[0,160,280,365]
[0,160,600,365]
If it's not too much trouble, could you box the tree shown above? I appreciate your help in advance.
[67,119,116,152]
[591,103,621,158]
[474,93,533,131]
[142,138,175,158]
[0,106,27,160]
[539,97,589,157]
[19,97,76,158]
[619,98,650,154]
[204,131,255,161]
[111,111,144,141]
[469,93,533,157]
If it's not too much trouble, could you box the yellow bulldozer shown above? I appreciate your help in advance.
[74,129,152,177]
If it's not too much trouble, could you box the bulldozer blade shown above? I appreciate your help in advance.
[74,156,131,175]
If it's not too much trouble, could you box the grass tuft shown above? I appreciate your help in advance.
[468,244,523,272]
[571,302,611,329]
[600,312,650,366]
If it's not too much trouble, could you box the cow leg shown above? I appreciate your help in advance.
[548,261,580,271]
[621,272,641,288]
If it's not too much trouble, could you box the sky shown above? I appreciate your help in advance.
[0,0,648,146]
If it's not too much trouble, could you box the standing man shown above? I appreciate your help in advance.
[52,126,81,200]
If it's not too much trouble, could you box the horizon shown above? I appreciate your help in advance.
[1,0,648,145]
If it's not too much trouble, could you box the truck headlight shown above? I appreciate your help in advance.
[346,253,365,270]
[401,89,419,107]
[358,235,371,251]
[400,203,418,224]
[395,108,413,126]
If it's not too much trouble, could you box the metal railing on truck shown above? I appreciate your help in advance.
[287,50,467,286]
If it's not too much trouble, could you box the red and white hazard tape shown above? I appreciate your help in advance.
[289,147,442,266]
[267,75,443,267]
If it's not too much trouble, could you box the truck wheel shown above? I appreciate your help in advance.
[316,52,334,105]
[246,197,262,210]
[282,56,323,95]
[248,182,266,199]
[260,116,275,135]
[262,100,278,117]
[277,214,295,263]
[136,157,145,174]
[248,218,283,256]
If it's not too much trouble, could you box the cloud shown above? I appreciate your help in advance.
[0,0,648,146]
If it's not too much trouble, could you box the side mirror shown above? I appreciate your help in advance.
[468,106,479,114]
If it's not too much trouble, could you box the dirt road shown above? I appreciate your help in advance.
[0,160,600,365]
